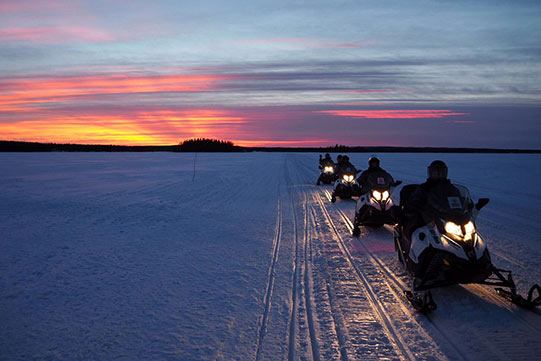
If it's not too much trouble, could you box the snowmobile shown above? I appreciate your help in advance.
[331,167,361,202]
[317,163,337,185]
[393,183,541,313]
[352,175,402,235]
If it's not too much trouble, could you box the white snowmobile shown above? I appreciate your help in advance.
[331,168,361,202]
[317,163,337,185]
[394,182,541,313]
[352,172,402,235]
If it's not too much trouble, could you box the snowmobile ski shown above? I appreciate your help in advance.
[404,290,437,313]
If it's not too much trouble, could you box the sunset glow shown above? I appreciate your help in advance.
[0,110,246,145]
[0,0,540,148]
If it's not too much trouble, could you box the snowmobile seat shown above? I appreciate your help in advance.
[400,184,419,208]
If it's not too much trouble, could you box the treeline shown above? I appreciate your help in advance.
[1,140,539,153]
[175,138,243,152]
[0,141,176,152]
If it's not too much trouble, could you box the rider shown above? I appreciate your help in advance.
[402,160,453,238]
[319,153,334,167]
[357,156,394,194]
[336,155,357,178]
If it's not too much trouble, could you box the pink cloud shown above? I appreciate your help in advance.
[232,139,332,147]
[333,102,391,106]
[315,109,470,119]
[0,1,66,14]
[0,26,114,43]
[341,89,407,94]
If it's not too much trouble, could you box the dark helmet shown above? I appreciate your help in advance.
[325,153,331,159]
[343,155,350,162]
[368,156,380,168]
[428,160,448,180]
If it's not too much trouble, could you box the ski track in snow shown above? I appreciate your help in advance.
[1,152,540,361]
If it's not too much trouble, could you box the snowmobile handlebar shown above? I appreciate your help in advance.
[475,198,489,210]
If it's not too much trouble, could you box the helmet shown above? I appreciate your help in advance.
[368,156,380,168]
[325,153,331,159]
[427,160,448,180]
[343,155,349,162]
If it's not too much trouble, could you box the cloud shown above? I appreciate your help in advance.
[341,90,407,94]
[0,0,66,14]
[231,139,332,147]
[0,109,247,145]
[234,38,367,49]
[0,73,231,111]
[0,26,114,43]
[314,109,470,119]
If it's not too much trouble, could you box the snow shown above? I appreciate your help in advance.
[1,152,540,361]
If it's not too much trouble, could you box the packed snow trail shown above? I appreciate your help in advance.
[1,152,540,361]
[294,152,541,361]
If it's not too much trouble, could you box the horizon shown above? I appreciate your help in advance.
[1,1,541,148]
[3,139,541,152]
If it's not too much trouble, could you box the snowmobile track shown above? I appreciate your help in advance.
[309,203,351,361]
[287,189,300,361]
[321,189,466,360]
[326,187,541,334]
[321,187,541,360]
[255,188,283,361]
[296,156,449,360]
[303,197,321,361]
[313,189,418,361]
[286,156,321,361]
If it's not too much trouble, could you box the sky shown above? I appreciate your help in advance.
[1,0,540,148]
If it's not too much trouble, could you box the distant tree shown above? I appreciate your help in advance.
[329,144,350,151]
[175,138,242,152]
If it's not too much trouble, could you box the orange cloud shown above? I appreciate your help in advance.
[0,73,229,111]
[315,109,469,119]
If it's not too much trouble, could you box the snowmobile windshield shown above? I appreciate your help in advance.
[426,183,473,223]
[365,172,393,191]
[322,159,335,166]
[341,165,357,176]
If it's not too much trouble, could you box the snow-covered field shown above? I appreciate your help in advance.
[1,152,540,361]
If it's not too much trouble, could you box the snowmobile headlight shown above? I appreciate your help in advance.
[382,190,389,201]
[444,221,476,241]
[444,221,462,238]
[324,166,334,173]
[464,221,475,234]
[463,221,475,240]
[372,190,382,200]
[343,174,354,182]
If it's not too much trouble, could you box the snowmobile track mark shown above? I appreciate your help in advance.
[287,156,321,361]
[309,202,350,361]
[323,193,466,360]
[288,187,300,361]
[324,187,541,360]
[303,195,321,361]
[255,191,283,361]
[313,191,418,361]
